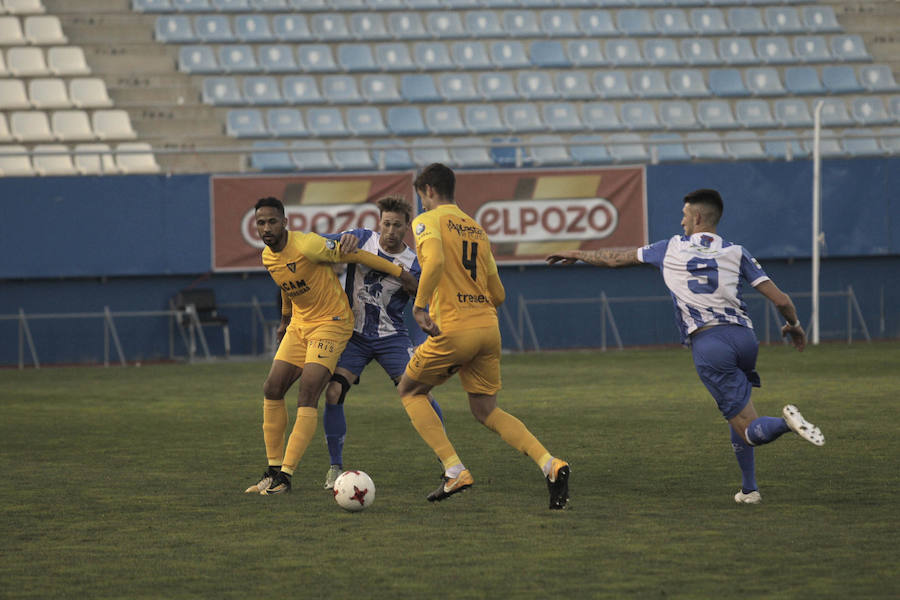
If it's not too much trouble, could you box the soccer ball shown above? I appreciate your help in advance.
[333,470,375,512]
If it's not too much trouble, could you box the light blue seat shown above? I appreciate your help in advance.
[697,100,737,128]
[785,66,824,95]
[878,127,900,155]
[567,40,605,67]
[516,71,557,100]
[267,108,307,137]
[288,0,327,8]
[823,65,864,93]
[437,73,479,102]
[631,70,671,99]
[617,10,655,36]
[802,136,843,158]
[450,137,494,169]
[724,131,765,160]
[649,133,690,162]
[609,133,649,163]
[669,69,710,98]
[401,74,440,102]
[133,0,173,12]
[842,129,882,157]
[556,72,593,100]
[259,45,298,73]
[465,11,503,37]
[194,15,234,42]
[503,103,543,133]
[890,97,900,121]
[541,11,579,37]
[503,11,540,37]
[681,39,719,66]
[411,138,451,167]
[251,141,293,171]
[346,106,388,136]
[756,37,794,65]
[659,101,698,130]
[350,13,388,40]
[764,7,804,34]
[582,102,623,131]
[202,77,242,105]
[426,12,465,38]
[388,13,427,40]
[578,10,617,36]
[643,39,681,66]
[736,99,775,128]
[542,102,582,132]
[273,14,311,42]
[622,102,660,130]
[310,13,351,41]
[606,40,644,66]
[802,5,842,33]
[425,105,467,135]
[156,16,195,43]
[282,76,322,104]
[463,104,506,134]
[297,44,337,72]
[859,65,900,93]
[709,68,748,97]
[290,140,334,171]
[530,135,570,166]
[252,0,288,10]
[746,67,785,96]
[490,41,529,69]
[830,35,871,62]
[763,131,808,160]
[361,74,401,103]
[371,140,413,170]
[307,107,349,136]
[212,0,250,11]
[793,36,830,63]
[851,98,892,126]
[718,38,757,65]
[451,42,492,70]
[478,72,517,101]
[654,9,691,36]
[819,98,854,127]
[337,44,376,72]
[570,134,612,165]
[243,76,284,104]
[413,42,453,71]
[387,106,427,136]
[728,8,766,34]
[490,137,532,170]
[219,45,260,73]
[530,41,570,68]
[366,0,402,7]
[322,75,362,103]
[691,9,729,35]
[226,109,266,137]
[173,0,210,11]
[593,71,632,99]
[775,99,813,127]
[375,43,414,71]
[686,132,725,160]
[235,15,273,42]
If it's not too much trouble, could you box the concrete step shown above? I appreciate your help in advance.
[45,0,132,13]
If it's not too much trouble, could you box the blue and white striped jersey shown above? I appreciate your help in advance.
[637,232,770,344]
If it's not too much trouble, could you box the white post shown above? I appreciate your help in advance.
[811,100,825,346]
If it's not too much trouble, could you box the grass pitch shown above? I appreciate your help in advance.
[1,342,898,599]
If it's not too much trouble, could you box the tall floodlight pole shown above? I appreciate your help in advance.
[811,100,825,346]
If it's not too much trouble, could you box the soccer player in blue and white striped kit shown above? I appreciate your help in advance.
[547,189,824,504]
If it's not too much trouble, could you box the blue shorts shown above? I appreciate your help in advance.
[336,332,415,381]
[690,324,761,420]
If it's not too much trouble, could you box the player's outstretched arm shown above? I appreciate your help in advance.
[546,248,641,268]
[754,280,806,351]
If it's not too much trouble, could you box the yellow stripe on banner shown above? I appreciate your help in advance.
[532,175,601,200]
[515,240,583,256]
[302,181,372,205]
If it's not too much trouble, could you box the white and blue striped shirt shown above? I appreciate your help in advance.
[637,232,770,344]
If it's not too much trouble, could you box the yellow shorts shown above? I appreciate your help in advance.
[274,319,352,373]
[405,325,502,395]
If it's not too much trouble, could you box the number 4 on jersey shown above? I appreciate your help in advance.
[462,241,478,281]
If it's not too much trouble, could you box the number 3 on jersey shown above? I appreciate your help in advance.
[462,241,478,280]
[686,257,718,294]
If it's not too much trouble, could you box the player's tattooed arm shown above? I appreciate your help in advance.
[545,248,640,268]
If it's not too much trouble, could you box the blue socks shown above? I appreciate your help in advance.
[746,416,790,446]
[730,427,757,493]
[323,403,346,467]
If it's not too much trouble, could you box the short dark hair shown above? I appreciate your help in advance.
[683,189,723,225]
[376,195,413,223]
[414,163,455,201]
[254,196,285,216]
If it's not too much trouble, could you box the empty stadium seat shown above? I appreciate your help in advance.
[0,144,34,176]
[426,11,464,38]
[851,98,892,126]
[272,14,311,41]
[24,15,66,44]
[0,16,26,44]
[399,73,439,103]
[490,41,529,69]
[765,6,804,34]
[793,36,831,63]
[606,39,644,66]
[133,0,173,10]
[253,0,289,10]
[361,74,401,103]
[451,41,491,70]
[194,15,234,42]
[411,138,451,167]
[691,9,729,35]
[632,70,671,99]
[386,106,427,136]
[609,133,649,163]
[578,10,616,36]
[823,65,862,94]
[659,101,698,130]
[622,102,660,130]
[375,43,414,71]
[709,68,748,96]
[775,99,813,127]
[235,14,273,42]
[310,13,351,41]
[73,143,119,175]
[736,99,775,128]
[178,45,218,73]
[0,79,29,109]
[370,139,413,170]
[802,5,841,33]
[267,108,307,137]
[478,72,517,101]
[567,40,605,68]
[503,11,540,37]
[465,104,505,134]
[697,100,737,129]
[250,141,292,171]
[555,72,592,101]
[465,11,502,37]
[669,69,710,98]
[174,0,211,11]
[785,66,824,95]
[681,39,719,66]
[413,42,453,70]
[888,96,900,121]
[30,78,71,108]
[52,109,94,141]
[746,67,786,96]
[503,103,543,133]
[617,9,654,36]
[530,40,570,69]
[649,133,690,163]
[654,9,692,36]
[227,109,265,137]
[243,76,283,104]
[819,98,854,127]
[7,46,48,76]
[643,39,681,66]
[542,11,579,37]
[449,137,494,169]
[156,15,195,42]
[32,144,77,176]
[879,127,900,155]
[728,8,766,35]
[116,142,160,174]
[350,13,388,40]
[290,140,334,171]
[388,12,427,39]
[425,105,467,135]
[10,110,53,141]
[330,140,375,170]
[297,44,337,72]
[91,111,134,141]
[437,73,478,102]
[529,135,570,167]
[762,131,808,161]
[307,107,349,136]
[859,65,900,93]
[259,44,298,72]
[282,75,322,103]
[570,134,611,165]
[842,129,882,157]
[757,37,794,64]
[718,38,756,65]
[801,136,843,158]
[516,71,557,100]
[582,102,623,131]
[337,43,375,72]
[542,102,582,132]
[5,0,46,12]
[219,45,260,72]
[831,35,869,61]
[322,74,361,103]
[686,132,725,160]
[593,70,632,99]
[724,131,765,160]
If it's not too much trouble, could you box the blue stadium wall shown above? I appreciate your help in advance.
[2,158,898,365]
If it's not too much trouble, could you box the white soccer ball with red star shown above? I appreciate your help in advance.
[333,470,375,512]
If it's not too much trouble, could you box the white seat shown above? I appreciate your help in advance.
[0,79,30,109]
[47,46,90,75]
[10,110,54,141]
[33,144,78,175]
[52,109,94,141]
[0,113,12,142]
[69,78,113,108]
[116,142,160,174]
[24,15,65,44]
[29,78,71,108]
[7,46,49,76]
[0,15,26,44]
[0,145,34,176]
[73,143,118,174]
[4,0,46,14]
[92,110,136,140]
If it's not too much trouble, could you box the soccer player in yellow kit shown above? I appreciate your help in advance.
[245,196,417,495]
[397,163,570,509]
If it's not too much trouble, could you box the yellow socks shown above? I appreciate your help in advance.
[281,406,318,475]
[484,407,552,471]
[402,394,461,471]
[262,398,288,467]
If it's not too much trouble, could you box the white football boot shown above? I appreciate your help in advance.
[734,489,762,504]
[783,405,825,446]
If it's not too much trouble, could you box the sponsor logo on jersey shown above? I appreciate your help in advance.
[286,262,296,273]
[415,223,425,235]
[281,279,310,295]
[326,239,336,250]
[456,292,490,304]
[446,219,486,239]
